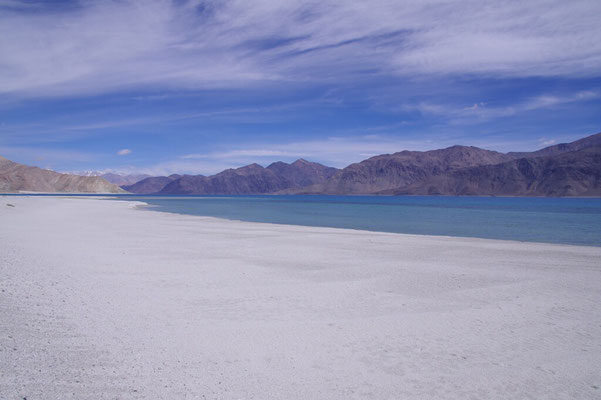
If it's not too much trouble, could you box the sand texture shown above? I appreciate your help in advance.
[1,196,600,399]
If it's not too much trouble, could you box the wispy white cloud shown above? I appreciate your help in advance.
[1,0,600,98]
[403,90,600,124]
[0,99,320,146]
[117,149,132,156]
[538,138,557,147]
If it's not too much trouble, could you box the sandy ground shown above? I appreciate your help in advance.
[1,196,600,399]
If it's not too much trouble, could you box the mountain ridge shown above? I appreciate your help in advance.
[285,145,514,195]
[5,131,599,196]
[123,131,601,196]
[158,159,338,195]
[122,174,183,194]
[508,132,601,159]
[0,156,126,193]
[386,146,601,197]
[280,132,601,196]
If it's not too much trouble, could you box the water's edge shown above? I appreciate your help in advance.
[3,194,599,247]
[119,195,601,247]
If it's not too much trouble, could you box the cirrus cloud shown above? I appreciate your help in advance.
[1,0,600,99]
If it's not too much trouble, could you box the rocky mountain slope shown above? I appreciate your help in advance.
[387,146,601,196]
[122,174,182,194]
[157,159,338,195]
[284,132,601,196]
[0,156,126,193]
[286,146,513,194]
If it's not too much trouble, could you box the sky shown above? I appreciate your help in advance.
[1,0,600,175]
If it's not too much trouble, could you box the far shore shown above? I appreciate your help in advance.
[1,196,600,399]
[2,191,601,198]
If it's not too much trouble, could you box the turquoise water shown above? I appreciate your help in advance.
[121,195,601,246]
[7,194,599,246]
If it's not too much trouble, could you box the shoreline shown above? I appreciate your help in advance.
[126,197,600,248]
[3,191,601,197]
[6,193,600,247]
[134,200,600,249]
[2,196,600,399]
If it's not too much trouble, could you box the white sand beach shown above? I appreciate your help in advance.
[1,196,600,399]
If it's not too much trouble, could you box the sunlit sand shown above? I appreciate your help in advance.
[1,197,600,399]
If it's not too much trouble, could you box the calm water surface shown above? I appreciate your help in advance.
[120,195,601,246]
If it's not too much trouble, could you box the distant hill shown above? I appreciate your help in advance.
[156,159,338,195]
[0,156,126,193]
[122,174,182,194]
[284,146,513,194]
[387,146,601,196]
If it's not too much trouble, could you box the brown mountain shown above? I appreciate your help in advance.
[508,132,601,158]
[287,146,513,194]
[388,146,601,196]
[158,159,338,195]
[266,159,338,187]
[122,174,182,194]
[0,156,126,193]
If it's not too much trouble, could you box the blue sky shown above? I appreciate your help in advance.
[1,0,600,175]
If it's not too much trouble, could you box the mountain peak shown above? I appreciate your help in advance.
[239,163,264,170]
[266,161,288,169]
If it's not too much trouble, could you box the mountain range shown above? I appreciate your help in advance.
[386,146,601,196]
[123,159,338,195]
[1,132,600,196]
[122,131,601,197]
[287,145,513,195]
[0,156,125,193]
